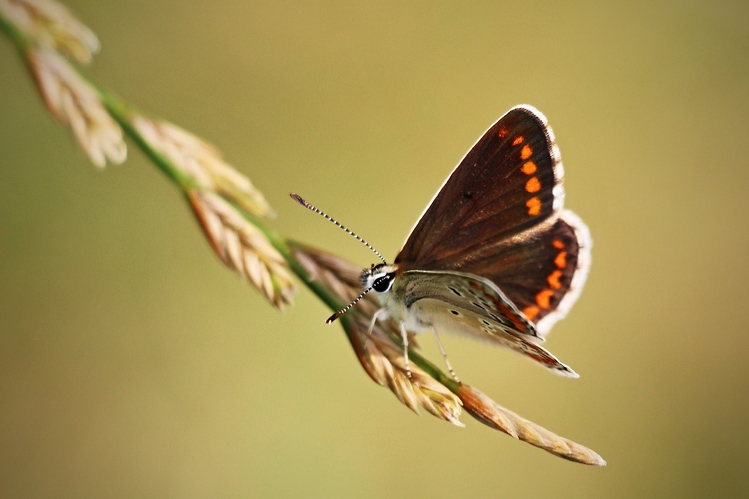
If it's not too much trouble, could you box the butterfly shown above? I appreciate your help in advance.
[293,105,591,380]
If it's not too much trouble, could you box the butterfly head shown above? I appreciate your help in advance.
[361,263,397,294]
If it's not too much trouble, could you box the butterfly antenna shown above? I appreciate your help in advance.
[290,193,387,264]
[326,287,371,324]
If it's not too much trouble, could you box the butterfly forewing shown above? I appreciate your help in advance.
[396,105,563,269]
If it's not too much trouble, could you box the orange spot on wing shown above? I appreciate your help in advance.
[498,128,508,138]
[521,144,532,160]
[521,161,537,175]
[548,270,562,289]
[552,239,565,249]
[526,197,541,216]
[523,305,540,321]
[536,289,555,309]
[512,136,524,145]
[554,251,567,269]
[525,177,541,193]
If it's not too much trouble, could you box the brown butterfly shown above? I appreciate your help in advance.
[293,105,591,380]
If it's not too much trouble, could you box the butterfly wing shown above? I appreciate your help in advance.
[395,105,590,336]
[396,105,564,267]
[392,270,577,377]
[471,209,591,337]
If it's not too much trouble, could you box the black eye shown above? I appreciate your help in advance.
[372,276,392,293]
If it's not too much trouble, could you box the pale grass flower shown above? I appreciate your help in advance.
[0,0,99,63]
[28,47,126,168]
[189,189,295,308]
[133,116,272,218]
[362,320,464,426]
[291,244,606,464]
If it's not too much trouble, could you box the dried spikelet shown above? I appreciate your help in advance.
[457,384,606,466]
[132,116,272,218]
[291,244,463,425]
[27,47,126,167]
[189,189,295,308]
[0,0,99,63]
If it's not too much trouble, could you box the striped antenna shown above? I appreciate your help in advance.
[290,193,387,264]
[325,287,371,324]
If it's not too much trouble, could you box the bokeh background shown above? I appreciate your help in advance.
[2,0,748,497]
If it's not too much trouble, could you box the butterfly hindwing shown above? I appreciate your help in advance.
[479,210,592,336]
[391,270,578,377]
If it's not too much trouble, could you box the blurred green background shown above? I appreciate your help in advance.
[2,0,748,497]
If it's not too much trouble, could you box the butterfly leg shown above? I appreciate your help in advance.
[398,321,412,380]
[363,309,386,348]
[430,327,460,383]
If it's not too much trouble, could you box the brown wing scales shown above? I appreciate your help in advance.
[396,106,561,269]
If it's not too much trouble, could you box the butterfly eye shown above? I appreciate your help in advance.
[372,276,393,293]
